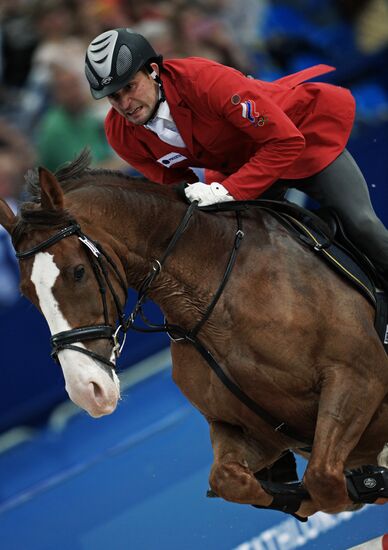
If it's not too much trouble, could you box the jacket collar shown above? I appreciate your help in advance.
[131,71,194,153]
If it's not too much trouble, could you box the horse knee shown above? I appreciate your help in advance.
[304,462,349,511]
[209,461,271,505]
[209,461,250,499]
[304,461,342,489]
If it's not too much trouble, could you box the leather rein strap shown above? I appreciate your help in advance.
[126,201,311,446]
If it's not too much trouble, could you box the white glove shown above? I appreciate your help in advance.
[184,182,234,206]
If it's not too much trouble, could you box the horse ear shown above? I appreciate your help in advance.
[39,166,64,211]
[0,198,17,234]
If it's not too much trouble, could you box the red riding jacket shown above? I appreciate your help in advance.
[105,58,355,200]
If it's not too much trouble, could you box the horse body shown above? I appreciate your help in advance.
[0,155,387,518]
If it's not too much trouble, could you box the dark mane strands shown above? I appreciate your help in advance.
[15,149,102,244]
[14,149,183,246]
[24,148,94,201]
[24,148,167,199]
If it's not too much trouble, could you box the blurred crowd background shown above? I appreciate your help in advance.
[0,0,387,308]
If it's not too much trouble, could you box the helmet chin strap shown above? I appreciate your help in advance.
[144,69,166,124]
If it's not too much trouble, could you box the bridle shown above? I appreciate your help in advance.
[16,222,128,370]
[14,202,240,371]
[15,201,312,445]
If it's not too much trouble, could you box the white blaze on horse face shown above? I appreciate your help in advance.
[30,252,120,417]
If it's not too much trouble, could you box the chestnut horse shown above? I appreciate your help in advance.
[0,151,387,520]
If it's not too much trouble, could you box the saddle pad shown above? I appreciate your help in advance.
[284,214,388,354]
[287,215,376,306]
[197,198,388,352]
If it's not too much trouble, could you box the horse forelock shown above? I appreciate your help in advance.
[12,206,76,250]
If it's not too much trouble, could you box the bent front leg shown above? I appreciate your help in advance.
[303,364,388,513]
[208,420,282,506]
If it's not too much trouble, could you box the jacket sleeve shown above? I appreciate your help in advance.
[204,169,227,184]
[104,112,197,185]
[197,65,306,199]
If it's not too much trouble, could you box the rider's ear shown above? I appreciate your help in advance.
[39,167,64,211]
[0,198,17,234]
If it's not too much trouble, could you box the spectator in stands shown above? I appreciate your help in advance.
[168,1,250,72]
[16,0,85,134]
[0,118,35,194]
[36,63,119,172]
[0,0,39,121]
[0,119,35,308]
[0,0,39,87]
[260,0,388,105]
[74,0,133,42]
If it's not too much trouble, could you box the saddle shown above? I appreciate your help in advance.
[200,198,388,355]
[262,200,388,354]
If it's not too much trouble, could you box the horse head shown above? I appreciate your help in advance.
[0,165,124,417]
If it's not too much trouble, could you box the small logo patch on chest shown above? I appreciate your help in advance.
[157,152,188,167]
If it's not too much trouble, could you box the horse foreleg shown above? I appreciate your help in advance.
[303,364,388,513]
[208,420,280,506]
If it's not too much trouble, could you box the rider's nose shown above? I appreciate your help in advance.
[119,91,131,111]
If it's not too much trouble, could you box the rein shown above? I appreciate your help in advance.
[125,202,311,446]
[16,201,311,445]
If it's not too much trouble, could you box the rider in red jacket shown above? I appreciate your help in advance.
[85,28,388,284]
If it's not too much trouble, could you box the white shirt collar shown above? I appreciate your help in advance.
[153,98,172,122]
[145,92,173,128]
[144,93,186,148]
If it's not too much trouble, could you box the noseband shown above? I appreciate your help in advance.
[16,222,128,370]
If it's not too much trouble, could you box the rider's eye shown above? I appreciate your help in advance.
[74,265,85,281]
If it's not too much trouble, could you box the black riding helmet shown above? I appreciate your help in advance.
[85,28,163,99]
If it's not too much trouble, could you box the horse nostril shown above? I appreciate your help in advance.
[89,381,104,402]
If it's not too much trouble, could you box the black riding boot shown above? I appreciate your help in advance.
[278,149,388,284]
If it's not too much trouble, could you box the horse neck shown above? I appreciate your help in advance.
[69,183,230,326]
[69,183,198,286]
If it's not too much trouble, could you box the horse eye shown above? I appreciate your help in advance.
[73,265,85,281]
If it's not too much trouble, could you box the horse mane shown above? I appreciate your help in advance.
[23,148,145,201]
[13,148,181,246]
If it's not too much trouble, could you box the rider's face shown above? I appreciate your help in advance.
[107,63,159,125]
